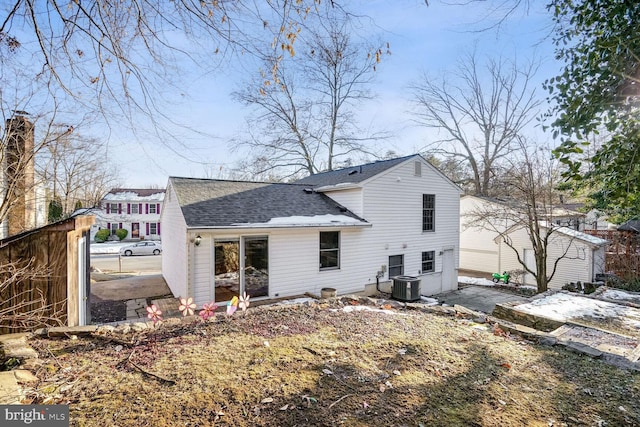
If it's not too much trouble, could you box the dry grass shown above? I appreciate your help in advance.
[25,297,640,426]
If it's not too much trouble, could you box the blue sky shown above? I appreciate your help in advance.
[111,0,558,188]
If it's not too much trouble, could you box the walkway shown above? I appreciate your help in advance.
[436,285,530,313]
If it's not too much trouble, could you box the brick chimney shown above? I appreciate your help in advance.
[2,115,36,237]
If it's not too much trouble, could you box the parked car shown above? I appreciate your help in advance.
[119,241,162,256]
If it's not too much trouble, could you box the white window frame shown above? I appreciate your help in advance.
[422,194,435,232]
[421,251,435,273]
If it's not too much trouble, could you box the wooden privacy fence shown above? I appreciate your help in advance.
[0,215,93,334]
[0,230,68,333]
[585,229,640,280]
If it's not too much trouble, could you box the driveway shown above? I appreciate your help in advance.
[436,285,530,314]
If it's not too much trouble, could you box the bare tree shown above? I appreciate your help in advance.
[411,52,541,196]
[38,129,120,219]
[463,140,583,292]
[0,1,338,133]
[232,5,388,178]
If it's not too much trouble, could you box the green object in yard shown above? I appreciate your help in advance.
[492,271,510,284]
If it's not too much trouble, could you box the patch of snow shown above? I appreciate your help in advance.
[420,296,439,305]
[273,298,317,306]
[458,276,496,287]
[232,214,368,228]
[332,305,405,315]
[601,289,640,305]
[90,242,135,254]
[458,275,536,292]
[550,224,608,246]
[104,191,165,201]
[515,293,640,330]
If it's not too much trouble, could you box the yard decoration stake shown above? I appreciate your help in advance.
[239,292,251,316]
[199,302,218,320]
[146,304,163,325]
[179,297,197,316]
[227,296,238,316]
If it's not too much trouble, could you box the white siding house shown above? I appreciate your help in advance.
[161,155,462,306]
[460,195,608,289]
[93,189,165,241]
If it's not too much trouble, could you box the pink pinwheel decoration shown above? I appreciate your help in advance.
[226,296,238,317]
[199,302,218,320]
[179,297,196,317]
[146,304,163,325]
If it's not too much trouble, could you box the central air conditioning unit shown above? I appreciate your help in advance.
[391,276,421,302]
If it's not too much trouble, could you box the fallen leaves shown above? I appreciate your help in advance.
[26,298,640,427]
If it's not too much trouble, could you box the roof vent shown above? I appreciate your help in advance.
[348,170,358,175]
[303,188,314,194]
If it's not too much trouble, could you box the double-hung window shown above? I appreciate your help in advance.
[149,204,157,214]
[110,203,118,214]
[422,251,435,273]
[422,194,435,232]
[131,204,139,214]
[149,223,158,235]
[388,255,404,278]
[319,231,340,270]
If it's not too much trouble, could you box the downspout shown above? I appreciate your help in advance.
[376,270,388,295]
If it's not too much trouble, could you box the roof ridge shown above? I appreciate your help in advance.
[169,176,314,186]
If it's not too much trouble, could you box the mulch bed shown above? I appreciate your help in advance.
[90,298,127,323]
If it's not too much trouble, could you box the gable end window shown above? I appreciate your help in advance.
[421,251,435,273]
[414,161,422,177]
[320,231,340,270]
[422,194,435,232]
[388,255,404,278]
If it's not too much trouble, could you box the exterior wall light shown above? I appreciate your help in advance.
[194,235,202,246]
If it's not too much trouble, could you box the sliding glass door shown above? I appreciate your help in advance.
[244,237,269,298]
[214,237,269,302]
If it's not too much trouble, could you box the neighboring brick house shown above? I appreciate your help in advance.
[94,189,165,241]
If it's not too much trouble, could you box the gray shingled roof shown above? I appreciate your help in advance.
[294,154,419,187]
[618,220,640,233]
[169,177,368,228]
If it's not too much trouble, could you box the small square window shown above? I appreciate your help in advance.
[320,231,340,270]
[389,255,404,278]
[422,251,435,273]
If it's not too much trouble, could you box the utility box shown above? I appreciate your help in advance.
[391,276,421,302]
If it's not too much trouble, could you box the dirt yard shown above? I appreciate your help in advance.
[24,297,640,426]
